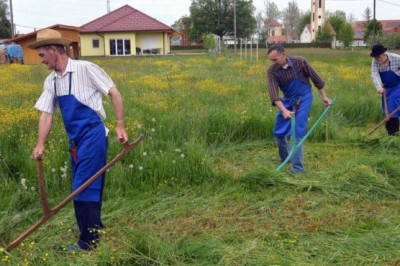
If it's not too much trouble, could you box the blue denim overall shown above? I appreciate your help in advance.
[54,72,107,249]
[380,67,400,135]
[273,58,313,172]
[380,69,400,117]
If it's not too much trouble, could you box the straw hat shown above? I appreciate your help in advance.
[370,44,387,57]
[28,29,71,49]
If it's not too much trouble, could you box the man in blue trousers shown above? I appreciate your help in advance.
[266,44,331,173]
[30,29,128,250]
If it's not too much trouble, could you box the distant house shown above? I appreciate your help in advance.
[300,24,312,43]
[267,20,285,44]
[80,5,174,56]
[300,22,336,48]
[352,20,400,47]
[4,24,80,64]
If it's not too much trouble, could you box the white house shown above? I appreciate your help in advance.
[300,24,312,43]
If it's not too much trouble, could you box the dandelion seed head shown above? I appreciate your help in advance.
[181,153,185,158]
[139,166,144,171]
[129,164,134,168]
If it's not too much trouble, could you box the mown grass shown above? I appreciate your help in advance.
[1,48,400,265]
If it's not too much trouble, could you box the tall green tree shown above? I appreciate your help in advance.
[297,11,311,37]
[337,23,354,47]
[364,19,383,43]
[0,0,11,38]
[316,23,333,42]
[327,11,354,47]
[189,0,256,41]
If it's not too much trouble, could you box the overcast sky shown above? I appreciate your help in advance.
[11,0,400,34]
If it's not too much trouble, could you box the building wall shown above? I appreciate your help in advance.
[18,28,79,64]
[311,0,325,41]
[136,32,167,54]
[300,27,312,43]
[81,32,170,56]
[81,32,137,56]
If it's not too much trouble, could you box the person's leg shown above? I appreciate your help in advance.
[275,137,289,162]
[385,117,399,135]
[73,201,102,250]
[290,137,304,173]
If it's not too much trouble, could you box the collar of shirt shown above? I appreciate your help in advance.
[53,58,74,78]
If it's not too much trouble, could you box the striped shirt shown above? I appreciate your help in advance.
[34,58,115,120]
[371,52,400,89]
[266,56,325,105]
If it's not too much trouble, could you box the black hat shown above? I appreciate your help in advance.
[370,44,387,57]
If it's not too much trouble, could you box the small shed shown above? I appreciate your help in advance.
[6,24,80,64]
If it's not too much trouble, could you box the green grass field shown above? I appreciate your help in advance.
[1,48,400,265]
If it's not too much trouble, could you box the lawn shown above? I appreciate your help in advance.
[1,48,400,265]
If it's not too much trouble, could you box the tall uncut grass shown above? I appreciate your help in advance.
[1,48,400,265]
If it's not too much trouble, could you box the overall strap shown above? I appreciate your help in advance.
[287,58,299,80]
[53,72,72,96]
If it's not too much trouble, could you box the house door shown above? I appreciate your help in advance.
[109,39,131,56]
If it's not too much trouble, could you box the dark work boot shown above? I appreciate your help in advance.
[386,118,400,136]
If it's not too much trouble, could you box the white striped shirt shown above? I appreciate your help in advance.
[34,58,115,120]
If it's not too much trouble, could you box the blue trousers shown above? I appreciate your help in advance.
[275,136,303,173]
[74,201,104,249]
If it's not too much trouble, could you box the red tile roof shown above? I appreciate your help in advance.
[267,35,287,43]
[80,5,173,33]
[353,20,400,39]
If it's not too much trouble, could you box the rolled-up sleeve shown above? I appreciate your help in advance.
[34,77,56,114]
[302,60,325,90]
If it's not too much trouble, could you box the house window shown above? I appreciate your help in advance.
[92,39,100,48]
[109,39,131,56]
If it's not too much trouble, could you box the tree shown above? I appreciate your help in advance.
[255,11,266,43]
[0,0,11,38]
[189,0,256,41]
[297,11,311,37]
[337,23,354,47]
[264,1,280,37]
[282,1,300,43]
[364,19,383,43]
[362,7,372,23]
[172,16,192,45]
[316,23,333,42]
[327,11,346,35]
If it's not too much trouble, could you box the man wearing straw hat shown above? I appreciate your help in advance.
[29,28,128,250]
[370,43,400,136]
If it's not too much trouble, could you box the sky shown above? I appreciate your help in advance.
[11,0,400,34]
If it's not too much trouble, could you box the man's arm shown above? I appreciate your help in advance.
[371,59,384,94]
[108,86,128,144]
[32,112,53,160]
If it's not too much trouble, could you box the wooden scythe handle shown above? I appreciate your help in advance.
[5,135,144,252]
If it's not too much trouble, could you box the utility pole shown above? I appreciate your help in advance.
[233,0,237,53]
[10,0,14,37]
[107,0,110,13]
[373,0,376,44]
